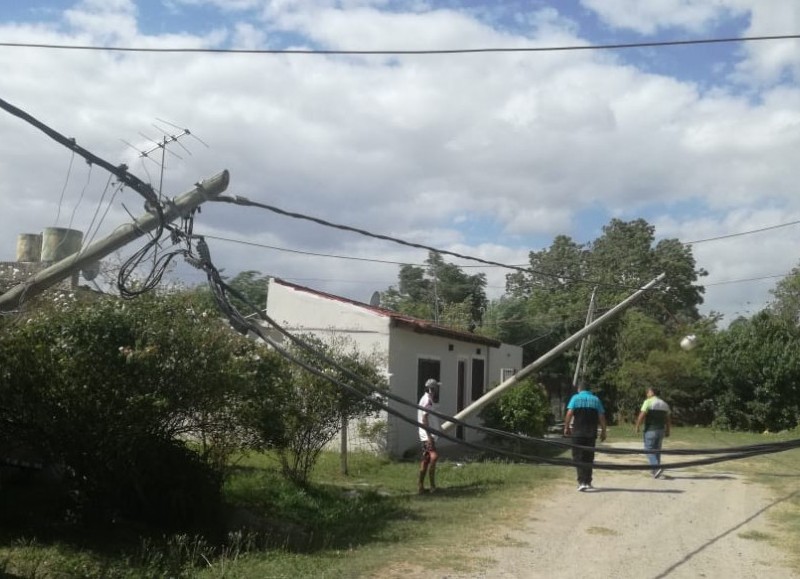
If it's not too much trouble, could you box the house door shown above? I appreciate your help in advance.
[457,359,466,439]
[471,358,485,402]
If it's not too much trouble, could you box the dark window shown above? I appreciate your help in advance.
[471,358,485,401]
[457,359,467,439]
[417,358,441,401]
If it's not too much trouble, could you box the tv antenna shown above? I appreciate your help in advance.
[121,119,208,200]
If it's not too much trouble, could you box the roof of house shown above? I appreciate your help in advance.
[271,277,502,348]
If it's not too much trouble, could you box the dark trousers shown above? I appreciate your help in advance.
[571,435,597,485]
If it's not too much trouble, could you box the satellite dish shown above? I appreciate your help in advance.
[369,291,381,307]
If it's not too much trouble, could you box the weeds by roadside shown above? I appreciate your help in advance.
[2,429,797,578]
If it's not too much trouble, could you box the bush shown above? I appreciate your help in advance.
[0,292,271,529]
[480,378,550,438]
[245,336,387,485]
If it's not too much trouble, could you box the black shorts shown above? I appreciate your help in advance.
[420,440,436,459]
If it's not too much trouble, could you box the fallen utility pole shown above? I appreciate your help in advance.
[572,285,598,388]
[0,170,230,312]
[441,272,666,432]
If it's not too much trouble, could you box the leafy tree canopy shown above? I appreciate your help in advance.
[498,219,708,416]
[769,262,800,325]
[381,251,487,331]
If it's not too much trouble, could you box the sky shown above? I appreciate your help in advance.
[0,0,799,326]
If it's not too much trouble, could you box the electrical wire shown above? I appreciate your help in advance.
[181,232,800,469]
[0,95,171,301]
[66,161,93,231]
[193,231,797,296]
[212,195,660,293]
[53,150,76,227]
[685,219,800,245]
[5,94,796,469]
[81,175,117,249]
[200,233,415,265]
[0,34,798,55]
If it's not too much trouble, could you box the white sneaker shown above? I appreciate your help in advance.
[654,468,664,479]
[577,484,588,491]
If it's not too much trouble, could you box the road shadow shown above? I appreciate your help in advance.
[586,488,684,494]
[663,474,735,480]
[653,490,799,579]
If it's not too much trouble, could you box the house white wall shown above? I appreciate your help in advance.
[265,278,523,457]
[266,278,391,359]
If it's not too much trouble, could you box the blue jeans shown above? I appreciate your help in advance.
[643,429,665,470]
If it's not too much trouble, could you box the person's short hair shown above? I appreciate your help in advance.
[649,387,660,397]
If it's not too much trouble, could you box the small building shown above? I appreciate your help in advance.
[265,278,523,457]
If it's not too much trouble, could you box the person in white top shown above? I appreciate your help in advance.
[417,378,441,494]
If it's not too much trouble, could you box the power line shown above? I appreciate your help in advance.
[192,243,800,469]
[685,219,800,245]
[0,34,798,55]
[207,200,799,293]
[211,195,658,292]
[201,232,524,269]
[705,273,788,287]
[201,233,415,265]
[204,220,793,291]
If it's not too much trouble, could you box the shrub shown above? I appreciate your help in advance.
[245,336,387,485]
[0,292,271,529]
[480,378,550,438]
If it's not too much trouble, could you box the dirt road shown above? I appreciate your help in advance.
[388,443,799,579]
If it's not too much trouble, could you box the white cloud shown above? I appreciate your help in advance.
[0,0,797,325]
[580,0,739,35]
[733,0,800,85]
[580,0,800,86]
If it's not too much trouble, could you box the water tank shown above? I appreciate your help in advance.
[40,228,83,262]
[16,233,43,262]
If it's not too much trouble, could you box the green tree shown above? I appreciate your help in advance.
[381,251,487,330]
[769,263,800,324]
[612,309,712,424]
[706,311,800,432]
[246,336,387,485]
[0,291,279,529]
[503,219,706,419]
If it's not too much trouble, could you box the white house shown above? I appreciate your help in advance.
[265,278,523,457]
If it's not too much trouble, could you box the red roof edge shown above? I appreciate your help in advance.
[271,277,502,348]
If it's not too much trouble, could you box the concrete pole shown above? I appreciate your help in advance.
[0,170,230,312]
[441,272,666,431]
[572,286,597,387]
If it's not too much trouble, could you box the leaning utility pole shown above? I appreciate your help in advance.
[572,286,598,388]
[440,273,666,432]
[0,170,229,312]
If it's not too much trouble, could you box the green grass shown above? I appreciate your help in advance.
[1,428,798,578]
[208,449,566,578]
[0,447,565,578]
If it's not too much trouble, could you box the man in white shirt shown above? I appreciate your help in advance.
[418,378,441,494]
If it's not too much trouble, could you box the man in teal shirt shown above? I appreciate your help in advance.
[564,382,607,491]
[635,387,671,478]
